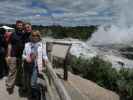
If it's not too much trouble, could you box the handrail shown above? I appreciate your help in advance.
[42,72,55,100]
[46,41,72,80]
[45,61,72,100]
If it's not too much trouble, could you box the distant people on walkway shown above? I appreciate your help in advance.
[5,20,25,94]
[22,30,48,99]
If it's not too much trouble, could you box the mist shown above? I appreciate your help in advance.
[88,0,133,45]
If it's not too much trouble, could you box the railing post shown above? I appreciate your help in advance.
[46,42,53,62]
[63,44,72,81]
[63,60,68,80]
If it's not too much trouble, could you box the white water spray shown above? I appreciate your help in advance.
[88,25,133,45]
[88,0,133,45]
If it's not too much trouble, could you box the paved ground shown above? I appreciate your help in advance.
[0,69,120,100]
[56,69,120,100]
[0,77,27,100]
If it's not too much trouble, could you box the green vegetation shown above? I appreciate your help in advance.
[67,56,133,100]
[45,25,97,40]
[0,24,97,40]
[117,68,133,100]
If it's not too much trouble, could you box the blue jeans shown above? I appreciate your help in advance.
[31,65,38,88]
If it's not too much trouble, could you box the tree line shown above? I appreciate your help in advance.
[0,24,97,40]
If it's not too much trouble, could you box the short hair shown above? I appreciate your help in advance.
[16,20,23,25]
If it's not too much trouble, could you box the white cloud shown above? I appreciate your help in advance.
[0,0,131,26]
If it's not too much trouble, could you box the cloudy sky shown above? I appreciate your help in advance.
[0,0,131,26]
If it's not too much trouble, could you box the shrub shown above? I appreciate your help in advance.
[68,56,118,90]
[49,26,97,40]
[117,68,133,100]
[67,56,133,100]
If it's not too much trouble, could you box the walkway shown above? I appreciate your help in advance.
[0,77,27,100]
